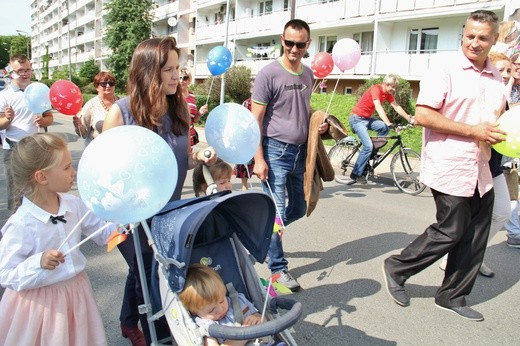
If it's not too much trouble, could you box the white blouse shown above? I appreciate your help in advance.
[0,193,116,291]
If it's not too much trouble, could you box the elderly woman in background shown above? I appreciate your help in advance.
[73,71,118,146]
[180,68,208,147]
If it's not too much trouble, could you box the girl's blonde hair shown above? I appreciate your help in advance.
[192,158,233,197]
[11,133,68,203]
[179,263,227,314]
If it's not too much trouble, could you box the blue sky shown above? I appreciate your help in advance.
[0,0,31,36]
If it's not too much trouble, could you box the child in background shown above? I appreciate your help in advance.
[179,263,263,346]
[0,133,116,345]
[193,158,233,196]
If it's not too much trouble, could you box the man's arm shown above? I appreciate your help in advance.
[415,105,506,144]
[373,99,392,126]
[251,101,268,181]
[390,101,411,122]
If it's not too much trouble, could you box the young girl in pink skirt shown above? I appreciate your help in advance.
[0,133,116,345]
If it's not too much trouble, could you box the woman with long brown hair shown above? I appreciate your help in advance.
[103,37,216,345]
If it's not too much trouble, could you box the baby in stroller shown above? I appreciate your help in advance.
[149,190,302,346]
[180,263,264,345]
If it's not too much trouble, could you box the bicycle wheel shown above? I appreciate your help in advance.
[327,141,358,182]
[390,148,426,195]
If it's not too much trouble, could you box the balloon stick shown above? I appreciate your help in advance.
[312,79,320,94]
[206,76,215,105]
[324,78,340,118]
[63,222,111,256]
[57,209,91,251]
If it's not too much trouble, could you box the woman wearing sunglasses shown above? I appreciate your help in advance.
[180,68,208,147]
[73,71,119,146]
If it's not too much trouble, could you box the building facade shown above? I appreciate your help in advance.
[30,0,520,94]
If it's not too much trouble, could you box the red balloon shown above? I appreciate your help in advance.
[49,80,83,116]
[311,52,334,78]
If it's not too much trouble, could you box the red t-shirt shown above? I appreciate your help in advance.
[352,84,395,118]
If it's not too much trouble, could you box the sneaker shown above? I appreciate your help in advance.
[382,262,409,307]
[506,236,520,248]
[434,303,484,321]
[344,178,357,185]
[479,262,494,278]
[275,270,301,291]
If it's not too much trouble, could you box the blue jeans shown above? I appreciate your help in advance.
[262,137,307,273]
[349,114,389,177]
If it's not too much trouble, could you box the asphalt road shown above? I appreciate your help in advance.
[1,114,519,345]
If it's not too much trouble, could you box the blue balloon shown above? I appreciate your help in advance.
[207,46,232,76]
[205,103,260,164]
[77,126,178,224]
[24,82,51,114]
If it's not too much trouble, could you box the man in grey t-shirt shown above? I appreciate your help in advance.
[251,19,328,291]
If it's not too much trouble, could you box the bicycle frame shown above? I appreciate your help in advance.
[369,135,404,172]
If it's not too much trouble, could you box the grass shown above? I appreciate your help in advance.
[311,93,422,153]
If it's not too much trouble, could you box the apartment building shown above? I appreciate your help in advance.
[30,0,520,94]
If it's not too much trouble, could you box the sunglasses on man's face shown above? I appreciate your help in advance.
[283,39,308,49]
[99,81,115,87]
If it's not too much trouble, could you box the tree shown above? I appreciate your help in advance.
[104,0,154,92]
[10,35,30,58]
[78,59,100,82]
[193,65,252,115]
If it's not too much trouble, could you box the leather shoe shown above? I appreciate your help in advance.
[435,304,484,321]
[479,262,494,277]
[121,323,146,346]
[382,262,409,307]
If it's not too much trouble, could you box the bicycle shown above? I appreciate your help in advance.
[327,124,426,195]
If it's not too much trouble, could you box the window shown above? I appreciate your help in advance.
[408,27,438,53]
[284,0,289,11]
[318,35,337,53]
[352,31,373,53]
[344,87,352,95]
[259,1,273,16]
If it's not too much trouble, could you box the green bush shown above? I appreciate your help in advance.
[81,82,97,95]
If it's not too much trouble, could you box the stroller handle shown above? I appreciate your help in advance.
[207,297,302,340]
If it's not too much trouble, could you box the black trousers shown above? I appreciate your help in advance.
[117,226,171,345]
[385,187,494,307]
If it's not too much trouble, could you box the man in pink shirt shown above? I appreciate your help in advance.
[383,10,506,321]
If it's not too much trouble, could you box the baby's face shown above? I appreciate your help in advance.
[195,294,229,321]
[215,175,232,192]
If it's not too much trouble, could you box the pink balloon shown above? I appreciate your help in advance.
[332,39,361,72]
[311,52,334,78]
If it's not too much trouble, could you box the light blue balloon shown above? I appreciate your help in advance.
[77,125,178,224]
[24,82,51,114]
[205,103,260,164]
[207,46,232,76]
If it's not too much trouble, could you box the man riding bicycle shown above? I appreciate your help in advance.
[345,74,413,185]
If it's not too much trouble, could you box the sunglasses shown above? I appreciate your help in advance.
[283,39,308,49]
[99,81,115,87]
[181,75,190,81]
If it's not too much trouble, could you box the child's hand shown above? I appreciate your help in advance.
[40,250,65,270]
[243,313,262,326]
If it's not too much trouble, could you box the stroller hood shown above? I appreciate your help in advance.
[151,190,276,292]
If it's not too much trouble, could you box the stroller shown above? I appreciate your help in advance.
[140,190,302,345]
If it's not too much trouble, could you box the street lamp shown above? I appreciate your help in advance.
[15,30,30,58]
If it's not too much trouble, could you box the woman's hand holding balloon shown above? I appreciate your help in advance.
[196,146,217,165]
[318,121,329,135]
[199,104,209,116]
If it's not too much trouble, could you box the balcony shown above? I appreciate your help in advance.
[194,49,459,80]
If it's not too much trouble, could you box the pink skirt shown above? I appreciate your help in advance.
[0,271,107,345]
